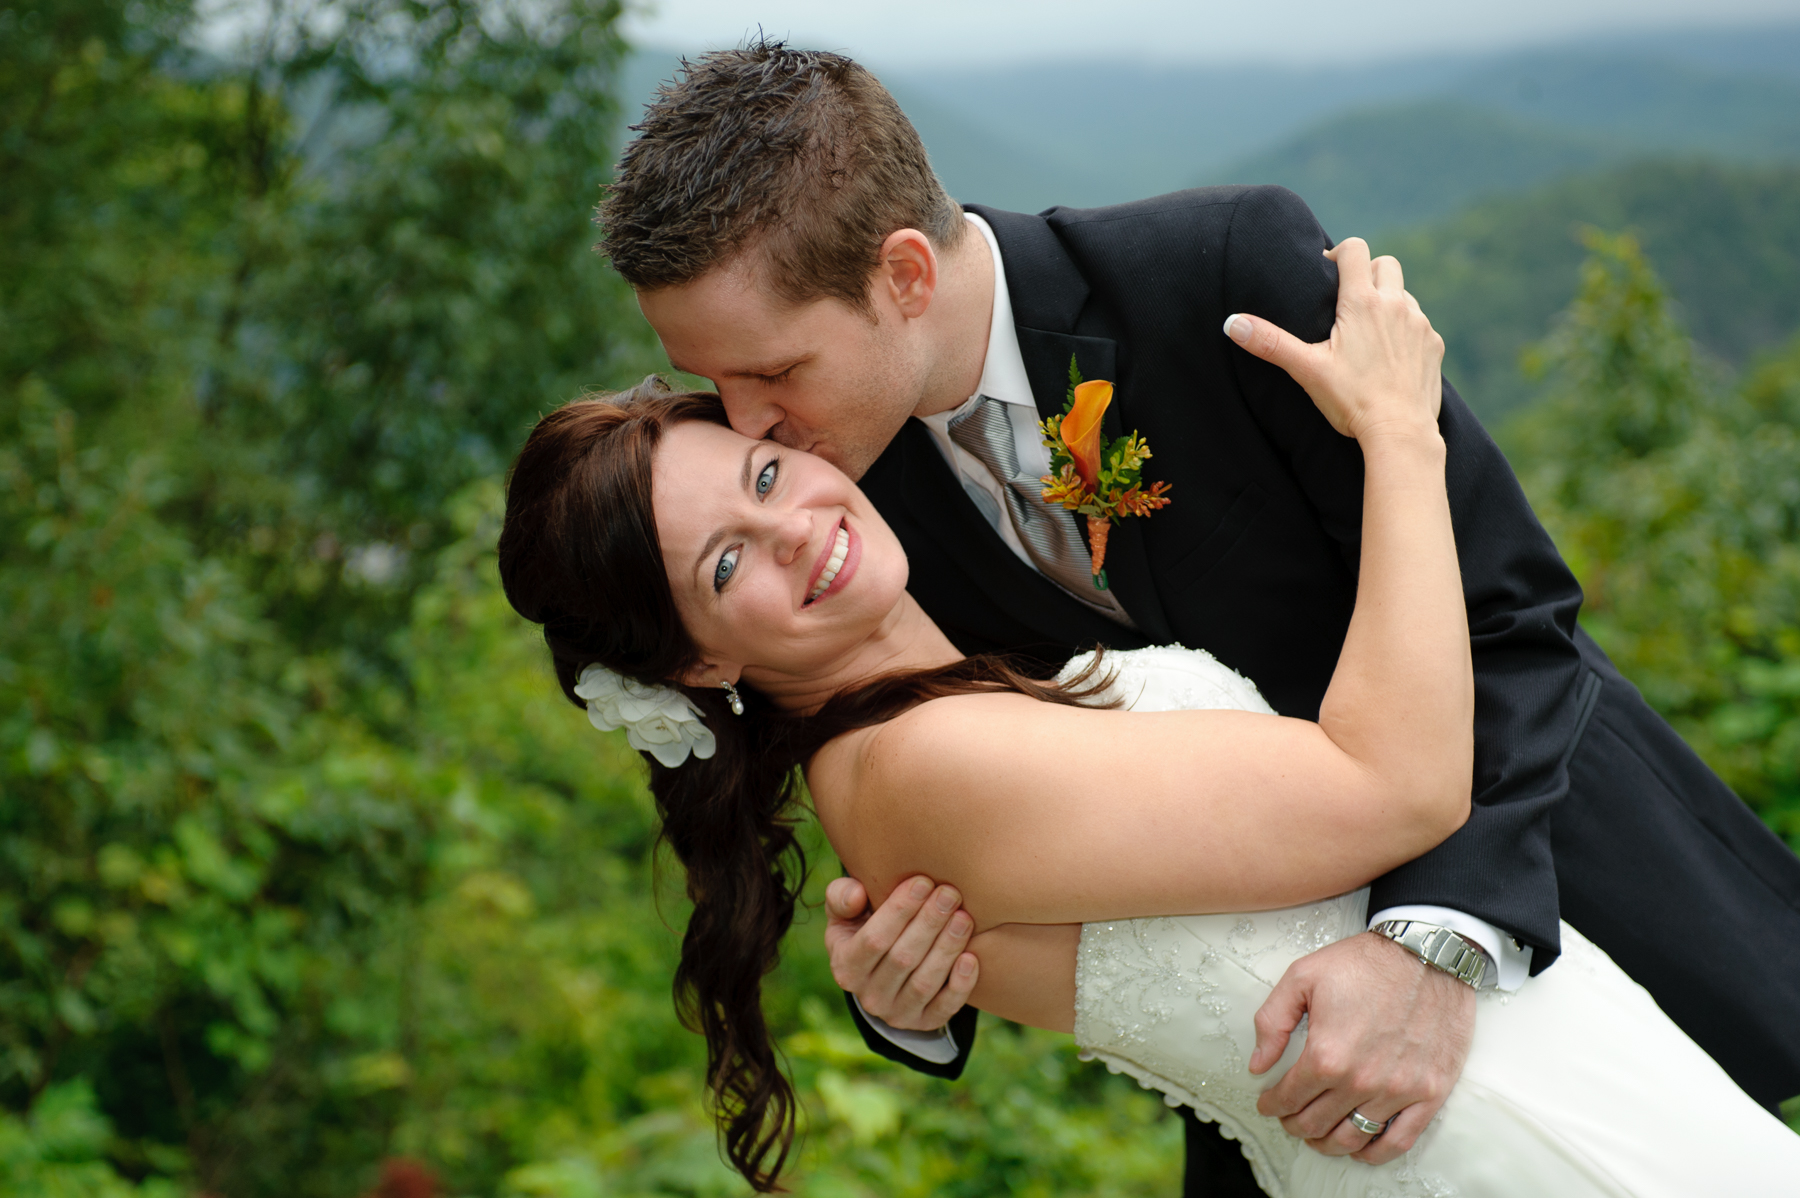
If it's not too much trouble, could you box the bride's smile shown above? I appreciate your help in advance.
[804,520,855,604]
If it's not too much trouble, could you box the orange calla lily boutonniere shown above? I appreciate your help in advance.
[1039,357,1173,590]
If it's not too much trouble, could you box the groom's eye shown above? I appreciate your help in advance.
[756,460,777,497]
[713,546,740,591]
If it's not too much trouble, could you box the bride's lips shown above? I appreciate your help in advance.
[802,518,859,606]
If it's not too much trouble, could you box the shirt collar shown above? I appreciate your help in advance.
[966,212,1036,410]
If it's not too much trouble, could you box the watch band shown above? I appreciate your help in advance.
[1371,919,1495,990]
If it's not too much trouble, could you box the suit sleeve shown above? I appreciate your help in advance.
[1220,186,1591,970]
[844,993,979,1080]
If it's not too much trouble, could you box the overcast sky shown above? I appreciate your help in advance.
[622,0,1800,66]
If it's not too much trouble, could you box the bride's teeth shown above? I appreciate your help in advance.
[808,527,851,602]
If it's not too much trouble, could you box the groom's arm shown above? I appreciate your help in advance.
[1221,185,1590,967]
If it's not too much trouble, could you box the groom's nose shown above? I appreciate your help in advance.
[720,385,784,442]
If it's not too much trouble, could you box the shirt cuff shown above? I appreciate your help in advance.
[1369,905,1533,992]
[852,996,961,1066]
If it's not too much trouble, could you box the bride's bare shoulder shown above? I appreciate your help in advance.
[806,690,1050,873]
[808,690,1091,820]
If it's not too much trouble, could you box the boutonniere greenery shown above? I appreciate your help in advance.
[1039,356,1173,591]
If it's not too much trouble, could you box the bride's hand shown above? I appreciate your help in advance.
[1223,237,1445,441]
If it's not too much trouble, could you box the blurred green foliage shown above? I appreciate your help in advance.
[1,2,1183,1194]
[1509,230,1800,845]
[3,3,1796,1196]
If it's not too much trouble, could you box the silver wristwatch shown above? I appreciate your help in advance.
[1371,920,1496,990]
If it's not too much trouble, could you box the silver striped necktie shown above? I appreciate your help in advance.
[947,394,1108,604]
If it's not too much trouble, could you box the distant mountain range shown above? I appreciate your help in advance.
[1219,101,1620,239]
[617,22,1800,227]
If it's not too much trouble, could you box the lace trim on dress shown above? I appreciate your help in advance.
[1078,1045,1290,1197]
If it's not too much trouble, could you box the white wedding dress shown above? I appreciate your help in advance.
[1061,646,1800,1198]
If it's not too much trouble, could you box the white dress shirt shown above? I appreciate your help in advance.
[917,215,1134,625]
[859,211,1527,1067]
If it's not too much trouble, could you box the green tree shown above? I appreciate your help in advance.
[0,1081,182,1198]
[4,3,1190,1195]
[1509,230,1800,846]
[1,0,657,1192]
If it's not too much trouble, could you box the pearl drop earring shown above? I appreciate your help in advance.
[721,679,745,716]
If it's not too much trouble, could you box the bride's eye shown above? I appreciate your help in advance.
[713,546,740,591]
[756,459,777,497]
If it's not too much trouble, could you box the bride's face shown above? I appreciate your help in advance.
[652,419,909,690]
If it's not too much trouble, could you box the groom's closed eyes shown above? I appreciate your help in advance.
[666,353,807,386]
[752,363,800,385]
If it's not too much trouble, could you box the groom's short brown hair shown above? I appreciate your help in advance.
[597,41,967,314]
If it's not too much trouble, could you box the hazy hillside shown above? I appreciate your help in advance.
[615,23,1800,215]
[1448,53,1800,160]
[886,56,1462,208]
[1218,102,1615,238]
[1379,160,1800,422]
[1210,56,1800,236]
[881,79,1074,213]
[904,27,1800,213]
[1567,21,1800,78]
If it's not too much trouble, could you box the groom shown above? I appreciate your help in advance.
[599,42,1800,1194]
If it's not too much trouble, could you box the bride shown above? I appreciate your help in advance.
[495,250,1800,1196]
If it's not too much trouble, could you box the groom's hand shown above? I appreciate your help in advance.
[825,875,978,1031]
[1249,932,1474,1164]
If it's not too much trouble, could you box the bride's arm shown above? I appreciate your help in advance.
[823,239,1470,930]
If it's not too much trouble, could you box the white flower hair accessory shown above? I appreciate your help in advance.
[574,664,717,768]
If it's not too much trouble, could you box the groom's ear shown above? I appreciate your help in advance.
[875,228,938,321]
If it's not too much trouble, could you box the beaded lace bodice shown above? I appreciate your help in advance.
[1059,647,1382,1196]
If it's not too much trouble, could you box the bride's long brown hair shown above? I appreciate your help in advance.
[497,379,1107,1191]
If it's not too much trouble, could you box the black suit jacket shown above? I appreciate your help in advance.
[846,186,1597,1077]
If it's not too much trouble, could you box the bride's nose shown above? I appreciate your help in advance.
[767,506,814,567]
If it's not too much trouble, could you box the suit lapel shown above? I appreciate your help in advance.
[979,205,1175,646]
[889,420,1142,653]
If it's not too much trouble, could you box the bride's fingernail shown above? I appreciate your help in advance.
[1223,314,1251,343]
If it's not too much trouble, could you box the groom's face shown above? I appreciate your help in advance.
[638,257,925,481]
